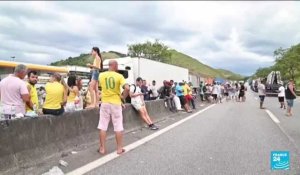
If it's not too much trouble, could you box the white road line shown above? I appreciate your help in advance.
[265,109,280,124]
[66,104,216,175]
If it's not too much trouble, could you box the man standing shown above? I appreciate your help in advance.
[285,79,297,117]
[277,81,286,109]
[26,71,39,113]
[0,64,30,117]
[149,80,158,100]
[130,77,159,130]
[98,60,130,155]
[199,81,205,101]
[258,79,266,109]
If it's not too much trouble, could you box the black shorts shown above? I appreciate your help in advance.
[239,93,245,98]
[212,94,218,100]
[179,96,186,106]
[224,93,229,96]
[278,97,284,102]
[259,95,265,102]
[43,108,64,116]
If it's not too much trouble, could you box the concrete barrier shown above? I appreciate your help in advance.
[0,100,172,173]
[296,90,300,96]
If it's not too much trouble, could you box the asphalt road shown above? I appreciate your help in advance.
[85,91,300,175]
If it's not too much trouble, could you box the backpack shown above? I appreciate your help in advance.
[125,84,136,103]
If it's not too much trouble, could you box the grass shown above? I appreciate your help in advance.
[51,49,244,80]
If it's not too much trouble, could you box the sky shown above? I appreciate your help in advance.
[0,1,300,76]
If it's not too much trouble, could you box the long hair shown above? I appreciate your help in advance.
[92,47,103,70]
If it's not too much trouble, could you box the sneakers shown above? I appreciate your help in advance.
[149,124,159,130]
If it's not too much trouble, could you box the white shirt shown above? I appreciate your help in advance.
[212,85,218,95]
[258,83,265,96]
[149,85,158,97]
[130,85,143,104]
[278,86,285,97]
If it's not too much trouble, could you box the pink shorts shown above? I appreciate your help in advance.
[97,103,123,132]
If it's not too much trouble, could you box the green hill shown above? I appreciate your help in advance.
[51,50,243,80]
[51,51,126,67]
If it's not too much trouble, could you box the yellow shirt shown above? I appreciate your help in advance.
[93,57,101,69]
[67,90,77,103]
[43,82,64,109]
[99,71,126,105]
[26,83,39,112]
[183,84,190,96]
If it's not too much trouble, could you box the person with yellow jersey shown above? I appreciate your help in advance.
[65,74,79,112]
[182,81,192,112]
[26,71,38,113]
[97,60,130,155]
[43,73,67,116]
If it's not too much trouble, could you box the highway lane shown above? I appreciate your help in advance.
[84,92,300,175]
[252,91,300,153]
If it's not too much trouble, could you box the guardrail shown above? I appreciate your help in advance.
[0,100,173,173]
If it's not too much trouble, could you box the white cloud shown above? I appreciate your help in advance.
[0,1,300,75]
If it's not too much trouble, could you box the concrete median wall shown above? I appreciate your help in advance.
[0,99,172,173]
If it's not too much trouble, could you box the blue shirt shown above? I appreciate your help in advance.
[175,85,184,97]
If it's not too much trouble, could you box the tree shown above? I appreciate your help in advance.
[274,45,300,81]
[127,39,172,62]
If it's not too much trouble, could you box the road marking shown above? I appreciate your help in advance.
[265,109,280,124]
[66,104,216,175]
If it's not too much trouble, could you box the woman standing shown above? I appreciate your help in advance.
[65,74,80,112]
[86,47,103,108]
[285,80,297,117]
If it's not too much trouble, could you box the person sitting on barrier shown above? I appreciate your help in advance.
[43,73,67,116]
[26,70,39,114]
[0,64,30,118]
[65,74,80,112]
[97,60,130,155]
[149,80,159,100]
[141,79,150,101]
[130,77,159,130]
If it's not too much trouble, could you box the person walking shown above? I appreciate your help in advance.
[285,79,297,117]
[199,81,205,102]
[238,83,245,102]
[26,70,39,114]
[43,73,67,116]
[0,64,30,117]
[258,79,266,109]
[277,81,286,109]
[212,82,218,103]
[86,47,103,108]
[97,60,130,155]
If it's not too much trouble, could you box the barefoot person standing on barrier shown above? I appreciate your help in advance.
[86,47,103,109]
[98,60,130,155]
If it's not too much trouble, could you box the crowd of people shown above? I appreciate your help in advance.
[0,46,297,155]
